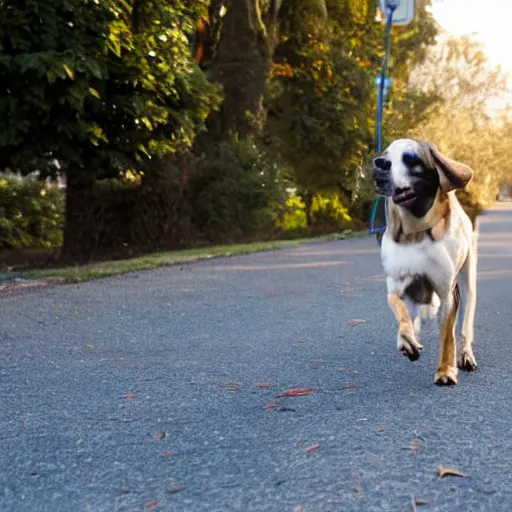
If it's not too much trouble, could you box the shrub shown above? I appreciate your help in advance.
[187,138,285,242]
[276,192,353,235]
[0,177,63,250]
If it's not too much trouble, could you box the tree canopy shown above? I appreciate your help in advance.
[0,0,510,262]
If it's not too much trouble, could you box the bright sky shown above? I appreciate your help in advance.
[429,0,512,111]
[430,0,512,76]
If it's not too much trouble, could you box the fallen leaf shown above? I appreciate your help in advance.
[439,465,465,478]
[343,382,357,389]
[294,506,304,512]
[161,450,173,456]
[168,485,184,494]
[153,432,167,440]
[119,490,130,495]
[263,402,275,409]
[121,393,137,399]
[294,439,303,447]
[305,443,320,456]
[347,319,367,326]
[144,499,160,509]
[376,425,385,432]
[409,440,423,452]
[411,495,428,511]
[278,387,320,397]
[221,381,241,392]
[256,383,271,388]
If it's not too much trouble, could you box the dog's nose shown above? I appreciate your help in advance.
[373,157,391,170]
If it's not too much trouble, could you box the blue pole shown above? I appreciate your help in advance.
[369,2,396,235]
[376,2,396,152]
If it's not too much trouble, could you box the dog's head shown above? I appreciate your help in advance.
[372,139,473,218]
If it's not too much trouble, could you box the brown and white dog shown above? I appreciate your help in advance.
[372,138,478,385]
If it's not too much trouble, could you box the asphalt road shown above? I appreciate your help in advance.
[2,204,512,512]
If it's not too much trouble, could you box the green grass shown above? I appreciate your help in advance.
[19,229,368,283]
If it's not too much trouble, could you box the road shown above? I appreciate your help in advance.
[2,204,512,512]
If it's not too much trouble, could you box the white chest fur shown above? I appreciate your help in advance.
[381,228,469,298]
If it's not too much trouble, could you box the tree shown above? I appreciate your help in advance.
[0,0,220,261]
[409,35,512,208]
[267,0,439,219]
[194,0,328,139]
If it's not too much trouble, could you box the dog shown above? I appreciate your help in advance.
[372,138,478,385]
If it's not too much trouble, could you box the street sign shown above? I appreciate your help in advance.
[378,0,415,25]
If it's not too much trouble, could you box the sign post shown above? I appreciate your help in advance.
[369,0,416,239]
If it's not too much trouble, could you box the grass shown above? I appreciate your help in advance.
[17,229,369,284]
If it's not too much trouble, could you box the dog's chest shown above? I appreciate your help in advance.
[381,233,461,286]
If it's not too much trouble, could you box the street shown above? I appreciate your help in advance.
[2,204,512,512]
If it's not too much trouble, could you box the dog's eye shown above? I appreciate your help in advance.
[402,153,423,167]
[373,157,391,171]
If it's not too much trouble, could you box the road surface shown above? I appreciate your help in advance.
[2,204,512,512]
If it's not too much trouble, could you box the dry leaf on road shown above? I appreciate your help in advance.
[168,485,184,494]
[256,383,271,388]
[153,432,167,441]
[263,402,275,409]
[305,443,320,456]
[439,465,465,478]
[347,319,367,326]
[121,393,136,399]
[161,450,173,456]
[278,387,320,397]
[409,440,423,452]
[144,499,160,509]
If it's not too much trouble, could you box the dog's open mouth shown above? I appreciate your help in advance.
[393,187,417,208]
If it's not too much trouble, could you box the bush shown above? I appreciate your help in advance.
[0,177,63,250]
[187,138,285,242]
[276,192,353,235]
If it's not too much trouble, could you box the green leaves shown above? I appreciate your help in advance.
[0,0,220,180]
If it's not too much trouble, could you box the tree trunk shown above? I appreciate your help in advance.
[60,173,95,264]
[302,191,314,228]
[207,0,274,138]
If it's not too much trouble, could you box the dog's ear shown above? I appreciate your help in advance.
[419,142,473,192]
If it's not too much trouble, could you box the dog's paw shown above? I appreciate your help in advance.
[457,350,477,372]
[397,330,423,361]
[434,366,458,386]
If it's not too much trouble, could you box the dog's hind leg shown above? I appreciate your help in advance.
[387,292,423,361]
[434,284,459,385]
[456,249,478,371]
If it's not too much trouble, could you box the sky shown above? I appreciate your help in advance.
[429,0,512,112]
[430,0,512,76]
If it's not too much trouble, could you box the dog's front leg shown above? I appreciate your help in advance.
[434,284,459,385]
[387,292,423,361]
[456,250,478,371]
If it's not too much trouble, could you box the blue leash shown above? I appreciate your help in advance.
[369,2,397,235]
